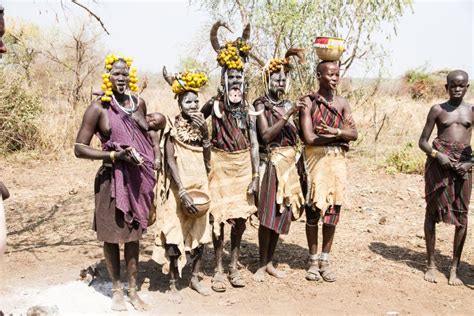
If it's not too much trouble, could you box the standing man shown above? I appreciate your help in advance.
[298,61,357,282]
[419,70,472,286]
[201,21,261,292]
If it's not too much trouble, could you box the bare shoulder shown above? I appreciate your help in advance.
[86,99,106,116]
[335,95,350,107]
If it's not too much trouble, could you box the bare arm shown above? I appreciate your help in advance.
[298,96,337,146]
[256,100,305,144]
[0,181,9,200]
[419,104,452,169]
[74,101,136,164]
[149,130,162,171]
[201,98,214,119]
[248,105,260,195]
[418,105,439,155]
[339,97,358,141]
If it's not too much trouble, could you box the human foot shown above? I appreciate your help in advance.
[211,271,227,292]
[319,260,337,282]
[128,288,149,311]
[266,263,286,279]
[305,261,322,281]
[111,287,127,311]
[190,275,211,296]
[448,267,463,286]
[252,267,266,282]
[228,267,246,288]
[167,280,183,304]
[423,266,437,283]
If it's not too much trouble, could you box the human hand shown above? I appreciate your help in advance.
[454,161,472,176]
[435,152,452,170]
[247,177,259,196]
[153,158,162,171]
[316,122,339,136]
[115,147,134,164]
[190,112,208,137]
[289,100,306,115]
[179,192,198,216]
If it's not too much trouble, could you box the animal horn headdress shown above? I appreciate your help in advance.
[261,48,305,94]
[210,21,252,70]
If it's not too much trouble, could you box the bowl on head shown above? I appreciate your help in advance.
[185,189,211,219]
[314,36,345,62]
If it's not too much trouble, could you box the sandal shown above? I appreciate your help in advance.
[319,260,337,282]
[228,268,246,288]
[211,271,227,292]
[305,261,322,281]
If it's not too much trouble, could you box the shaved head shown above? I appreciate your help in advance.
[316,61,339,75]
[447,70,469,85]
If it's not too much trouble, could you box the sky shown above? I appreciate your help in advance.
[2,0,473,78]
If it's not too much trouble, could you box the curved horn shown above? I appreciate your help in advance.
[213,99,223,119]
[248,108,264,116]
[162,66,175,86]
[241,22,250,41]
[210,21,233,52]
[284,48,306,64]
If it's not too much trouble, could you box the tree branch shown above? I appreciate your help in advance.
[70,0,110,35]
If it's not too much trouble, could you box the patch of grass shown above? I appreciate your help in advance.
[0,72,41,153]
[384,142,426,175]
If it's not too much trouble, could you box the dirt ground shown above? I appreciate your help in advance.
[0,155,473,315]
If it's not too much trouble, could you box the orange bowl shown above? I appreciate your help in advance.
[185,189,210,219]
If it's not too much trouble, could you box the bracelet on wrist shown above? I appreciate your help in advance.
[336,128,342,137]
[178,188,187,198]
[430,149,438,158]
[252,173,259,179]
[109,151,116,163]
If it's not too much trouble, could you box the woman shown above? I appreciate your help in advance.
[74,54,165,311]
[152,67,212,299]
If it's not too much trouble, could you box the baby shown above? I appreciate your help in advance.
[146,112,164,171]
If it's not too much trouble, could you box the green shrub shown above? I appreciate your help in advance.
[0,72,41,153]
[385,142,425,175]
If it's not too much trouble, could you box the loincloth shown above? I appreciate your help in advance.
[152,136,212,275]
[304,145,347,215]
[209,147,256,234]
[425,138,472,227]
[269,146,304,214]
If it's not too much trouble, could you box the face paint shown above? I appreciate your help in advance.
[226,68,244,104]
[179,91,199,117]
[268,71,287,99]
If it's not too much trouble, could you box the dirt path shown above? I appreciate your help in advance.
[0,156,473,315]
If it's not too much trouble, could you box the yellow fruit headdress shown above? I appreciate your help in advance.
[210,21,251,70]
[259,48,305,93]
[100,54,139,103]
[162,66,208,96]
[263,48,305,76]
